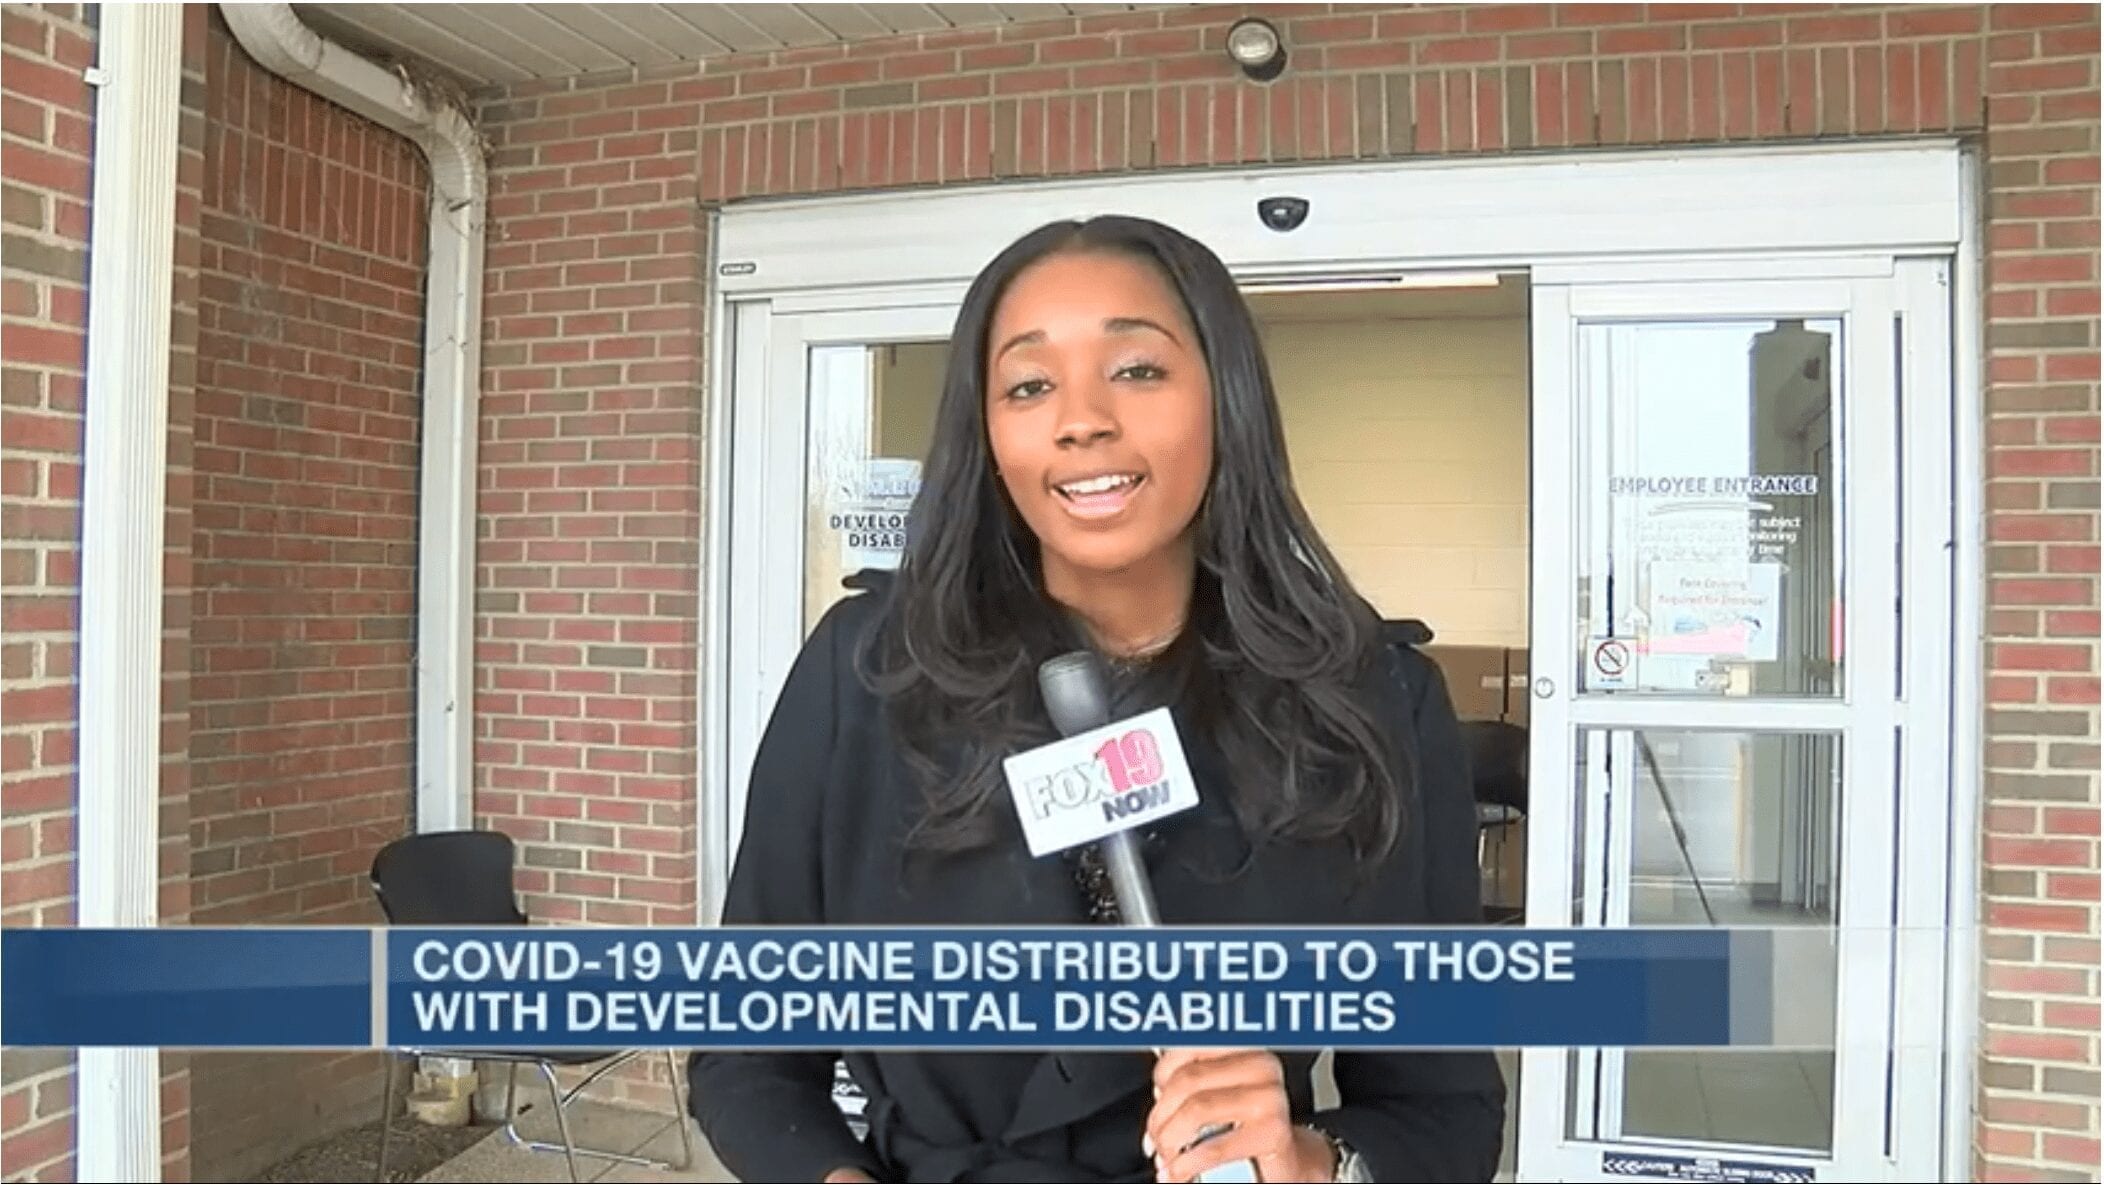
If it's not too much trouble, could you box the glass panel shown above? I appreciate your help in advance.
[803,341,950,633]
[1567,728,1840,1154]
[1578,320,1843,698]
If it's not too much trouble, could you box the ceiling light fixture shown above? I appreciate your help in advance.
[1225,18,1287,83]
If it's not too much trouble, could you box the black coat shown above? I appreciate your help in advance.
[688,587,1507,1183]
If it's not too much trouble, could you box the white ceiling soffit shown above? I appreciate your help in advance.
[290,4,1170,90]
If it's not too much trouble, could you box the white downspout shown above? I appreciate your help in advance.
[219,3,485,834]
[75,6,182,1180]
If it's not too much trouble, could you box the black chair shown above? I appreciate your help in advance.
[369,830,694,1182]
[1381,617,1436,649]
[1459,720,1529,925]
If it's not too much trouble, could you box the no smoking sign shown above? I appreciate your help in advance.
[1590,636,1632,689]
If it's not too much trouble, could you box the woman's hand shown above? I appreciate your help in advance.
[821,1167,878,1184]
[1144,1049,1336,1183]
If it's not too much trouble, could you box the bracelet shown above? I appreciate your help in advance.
[1306,1124,1372,1184]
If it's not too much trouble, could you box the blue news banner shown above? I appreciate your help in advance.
[2,927,1787,1050]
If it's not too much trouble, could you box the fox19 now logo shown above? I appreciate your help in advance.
[1002,707,1202,857]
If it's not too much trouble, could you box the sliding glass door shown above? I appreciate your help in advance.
[713,298,956,901]
[1517,258,1956,1183]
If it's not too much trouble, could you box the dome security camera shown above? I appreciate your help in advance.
[1258,197,1310,232]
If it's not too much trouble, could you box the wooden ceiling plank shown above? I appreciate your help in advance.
[580,4,730,60]
[717,3,839,46]
[659,4,785,53]
[305,3,526,86]
[990,4,1069,24]
[857,3,956,33]
[797,4,892,39]
[521,4,677,69]
[410,4,595,77]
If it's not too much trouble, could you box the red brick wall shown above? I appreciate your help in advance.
[470,84,706,929]
[1976,7,2101,1182]
[160,4,209,1178]
[184,17,426,1181]
[2,2,202,1181]
[2,3,98,1179]
[474,2,2098,1172]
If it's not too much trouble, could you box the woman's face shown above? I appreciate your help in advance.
[983,249,1215,584]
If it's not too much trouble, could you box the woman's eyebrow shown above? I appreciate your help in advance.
[1104,316,1180,345]
[994,329,1045,360]
[994,317,1180,359]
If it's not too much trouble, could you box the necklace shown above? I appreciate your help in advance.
[1060,602,1186,668]
[1105,616,1185,663]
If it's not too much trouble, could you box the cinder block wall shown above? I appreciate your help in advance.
[1264,315,1530,647]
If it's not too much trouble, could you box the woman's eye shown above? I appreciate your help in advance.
[1004,377,1051,400]
[1114,362,1166,382]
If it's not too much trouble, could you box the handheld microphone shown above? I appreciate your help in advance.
[1028,651,1259,1185]
[1037,651,1161,928]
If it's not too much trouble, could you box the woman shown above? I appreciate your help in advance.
[688,215,1505,1183]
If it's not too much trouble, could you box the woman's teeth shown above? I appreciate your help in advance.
[1056,474,1140,498]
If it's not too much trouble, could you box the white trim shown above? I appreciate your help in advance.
[1564,697,1855,732]
[1563,276,1871,319]
[701,211,732,923]
[1940,153,1988,1183]
[712,140,1966,297]
[218,3,488,833]
[75,6,180,1180]
[1895,254,1960,1171]
[1835,270,1907,1175]
[765,282,970,317]
[1530,253,1902,286]
[1520,285,1576,929]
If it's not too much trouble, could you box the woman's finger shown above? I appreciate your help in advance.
[1151,1046,1242,1089]
[1149,1083,1292,1177]
[1144,1049,1294,1184]
[1145,1053,1282,1155]
[1156,1107,1294,1184]
[1151,1084,1257,1161]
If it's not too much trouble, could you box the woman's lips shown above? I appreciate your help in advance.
[1052,473,1145,521]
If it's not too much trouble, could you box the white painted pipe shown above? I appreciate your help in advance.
[75,7,183,1180]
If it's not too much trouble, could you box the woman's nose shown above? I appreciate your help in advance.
[1053,380,1119,447]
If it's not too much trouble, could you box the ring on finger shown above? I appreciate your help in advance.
[1180,1120,1239,1156]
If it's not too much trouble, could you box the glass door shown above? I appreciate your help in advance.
[711,298,957,1142]
[1515,260,1955,1183]
[714,299,957,906]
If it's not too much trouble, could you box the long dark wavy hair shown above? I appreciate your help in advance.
[858,215,1408,879]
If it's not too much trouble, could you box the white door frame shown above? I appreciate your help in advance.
[703,299,958,912]
[706,141,1966,296]
[697,139,1986,1178]
[1517,261,1957,1183]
